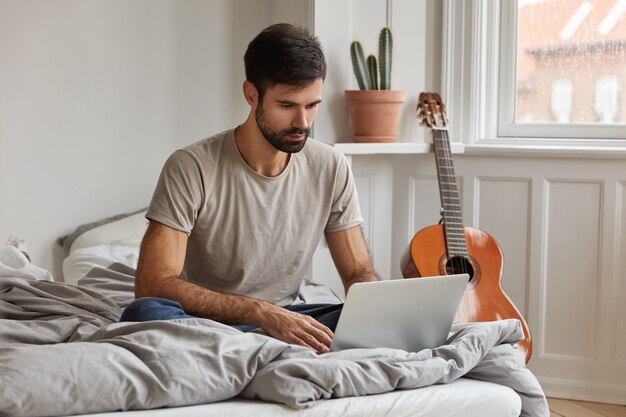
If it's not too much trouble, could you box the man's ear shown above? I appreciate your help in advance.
[243,80,258,106]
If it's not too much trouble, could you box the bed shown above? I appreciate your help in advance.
[0,211,549,417]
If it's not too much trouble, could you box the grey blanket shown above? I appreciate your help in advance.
[0,264,549,417]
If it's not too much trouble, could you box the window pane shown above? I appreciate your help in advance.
[516,0,626,124]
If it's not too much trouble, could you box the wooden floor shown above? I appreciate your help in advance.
[548,398,626,417]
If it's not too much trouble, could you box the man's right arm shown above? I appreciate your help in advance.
[134,220,332,352]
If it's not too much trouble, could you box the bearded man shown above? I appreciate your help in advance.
[121,23,380,354]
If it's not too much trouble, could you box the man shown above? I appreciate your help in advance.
[121,23,379,353]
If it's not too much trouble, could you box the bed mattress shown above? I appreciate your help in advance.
[72,379,521,417]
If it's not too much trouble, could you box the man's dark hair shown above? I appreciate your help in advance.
[244,23,326,101]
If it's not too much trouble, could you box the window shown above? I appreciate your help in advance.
[442,0,626,144]
[551,78,573,123]
[512,0,625,128]
[595,75,620,122]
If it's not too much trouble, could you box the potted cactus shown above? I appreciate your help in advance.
[345,27,406,142]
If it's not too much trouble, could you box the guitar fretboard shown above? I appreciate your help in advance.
[432,128,468,258]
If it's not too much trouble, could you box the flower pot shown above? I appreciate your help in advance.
[345,90,406,143]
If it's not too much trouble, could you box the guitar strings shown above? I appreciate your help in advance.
[425,97,468,277]
[436,128,468,276]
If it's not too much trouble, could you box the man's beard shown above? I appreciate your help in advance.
[256,105,310,153]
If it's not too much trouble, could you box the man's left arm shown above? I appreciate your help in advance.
[325,225,380,293]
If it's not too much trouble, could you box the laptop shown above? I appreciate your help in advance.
[330,274,469,352]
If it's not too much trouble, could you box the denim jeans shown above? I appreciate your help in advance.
[120,297,343,332]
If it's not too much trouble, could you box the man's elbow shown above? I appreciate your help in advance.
[134,280,151,299]
[134,271,160,299]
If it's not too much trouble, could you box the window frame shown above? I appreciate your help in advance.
[442,0,626,151]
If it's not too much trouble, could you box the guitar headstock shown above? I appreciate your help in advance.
[416,92,448,130]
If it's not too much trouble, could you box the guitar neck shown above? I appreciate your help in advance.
[431,128,468,258]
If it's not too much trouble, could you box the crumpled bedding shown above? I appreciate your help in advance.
[0,247,549,417]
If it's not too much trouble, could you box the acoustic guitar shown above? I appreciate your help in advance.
[400,92,532,363]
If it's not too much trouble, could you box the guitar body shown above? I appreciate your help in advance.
[401,224,532,362]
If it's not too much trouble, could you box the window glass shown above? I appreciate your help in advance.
[596,75,620,122]
[516,0,626,124]
[551,78,573,122]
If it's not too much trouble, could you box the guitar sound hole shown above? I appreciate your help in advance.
[445,256,475,281]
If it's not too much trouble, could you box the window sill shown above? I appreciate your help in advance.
[463,139,626,159]
[333,142,465,155]
[331,140,626,159]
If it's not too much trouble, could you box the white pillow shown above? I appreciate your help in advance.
[70,211,149,252]
[63,245,140,286]
[61,211,148,285]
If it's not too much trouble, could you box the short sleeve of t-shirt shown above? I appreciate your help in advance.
[324,153,363,232]
[145,150,203,234]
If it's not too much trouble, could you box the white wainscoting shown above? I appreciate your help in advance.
[313,151,626,404]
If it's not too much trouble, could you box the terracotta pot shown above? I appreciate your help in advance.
[345,90,406,143]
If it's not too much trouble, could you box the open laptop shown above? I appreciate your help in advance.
[330,274,469,352]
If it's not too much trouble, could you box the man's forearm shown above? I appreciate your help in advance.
[140,274,271,325]
[342,268,380,293]
[138,273,334,352]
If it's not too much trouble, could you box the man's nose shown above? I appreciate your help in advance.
[292,108,309,130]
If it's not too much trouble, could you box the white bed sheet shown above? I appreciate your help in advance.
[71,379,521,417]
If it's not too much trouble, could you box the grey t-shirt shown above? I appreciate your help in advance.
[146,128,363,306]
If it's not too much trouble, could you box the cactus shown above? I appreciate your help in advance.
[366,55,379,90]
[350,41,371,90]
[349,27,394,90]
[378,27,392,90]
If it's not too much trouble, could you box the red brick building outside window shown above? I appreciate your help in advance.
[516,0,626,124]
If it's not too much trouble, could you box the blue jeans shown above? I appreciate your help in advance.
[120,297,343,332]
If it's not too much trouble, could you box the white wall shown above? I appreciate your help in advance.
[312,0,434,144]
[0,0,271,279]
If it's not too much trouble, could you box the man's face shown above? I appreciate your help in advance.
[254,79,323,153]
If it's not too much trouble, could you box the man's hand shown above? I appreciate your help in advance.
[258,304,334,353]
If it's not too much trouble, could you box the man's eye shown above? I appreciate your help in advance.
[280,103,293,108]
